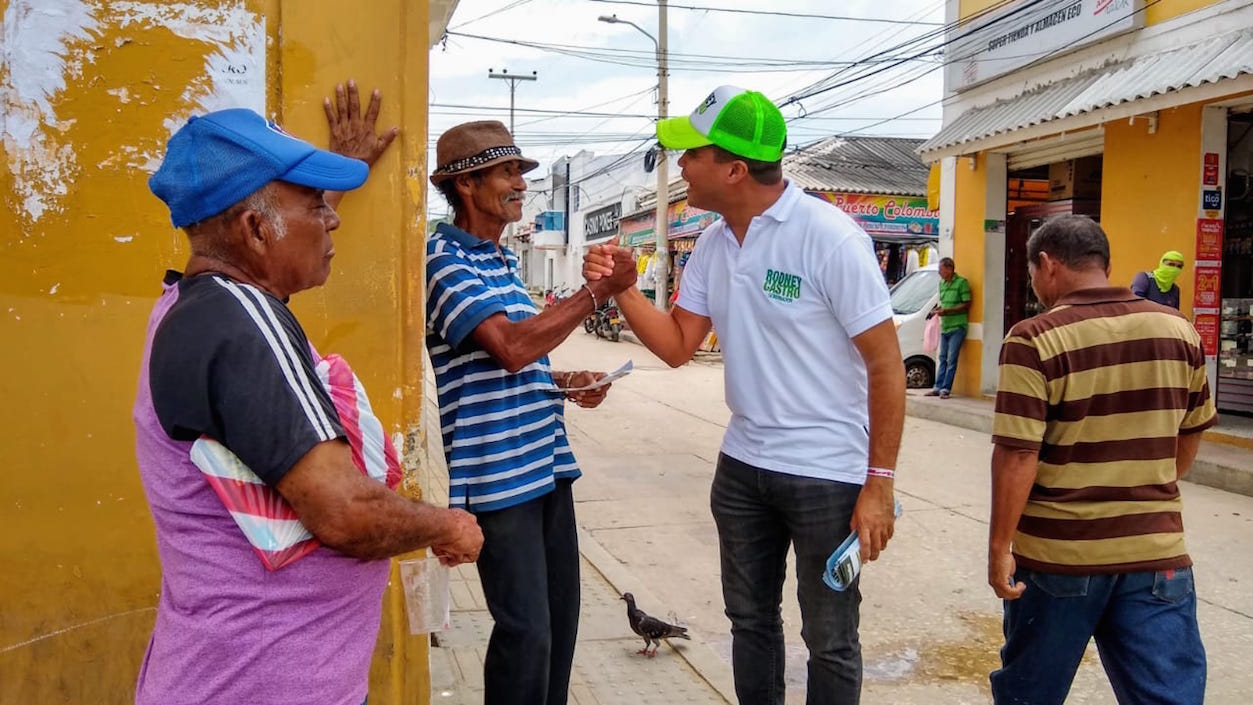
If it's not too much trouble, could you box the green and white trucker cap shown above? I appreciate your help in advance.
[656,86,786,163]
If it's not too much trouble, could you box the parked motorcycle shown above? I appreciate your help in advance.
[544,285,572,309]
[584,297,612,334]
[593,298,623,342]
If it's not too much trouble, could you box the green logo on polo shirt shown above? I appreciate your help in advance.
[763,268,802,303]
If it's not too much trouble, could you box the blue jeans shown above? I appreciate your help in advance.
[711,453,864,705]
[475,480,581,705]
[934,326,966,393]
[991,567,1206,705]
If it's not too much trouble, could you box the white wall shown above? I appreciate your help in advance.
[535,149,680,294]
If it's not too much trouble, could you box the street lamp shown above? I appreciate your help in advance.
[599,7,669,311]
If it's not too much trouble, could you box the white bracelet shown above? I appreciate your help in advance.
[867,467,895,480]
[582,283,598,309]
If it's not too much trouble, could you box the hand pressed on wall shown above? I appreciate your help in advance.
[324,79,400,167]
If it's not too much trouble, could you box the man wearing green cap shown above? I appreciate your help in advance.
[585,85,905,704]
[1131,251,1185,309]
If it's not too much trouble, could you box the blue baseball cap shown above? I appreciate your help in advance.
[149,108,369,228]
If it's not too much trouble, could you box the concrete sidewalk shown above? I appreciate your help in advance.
[419,361,731,704]
[424,477,731,705]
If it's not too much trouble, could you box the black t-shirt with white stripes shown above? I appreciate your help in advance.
[149,271,345,486]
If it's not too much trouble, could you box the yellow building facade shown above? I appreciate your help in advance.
[922,0,1253,423]
[1,0,457,701]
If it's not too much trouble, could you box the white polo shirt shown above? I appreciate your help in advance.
[677,181,892,485]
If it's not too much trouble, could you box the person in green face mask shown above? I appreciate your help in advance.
[1131,250,1185,309]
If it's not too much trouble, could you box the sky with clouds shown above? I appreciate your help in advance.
[427,0,948,212]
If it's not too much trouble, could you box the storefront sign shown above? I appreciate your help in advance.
[1194,313,1219,358]
[945,0,1144,91]
[620,199,721,247]
[584,203,621,242]
[1202,189,1223,211]
[1194,265,1222,309]
[1202,153,1220,188]
[1195,219,1224,262]
[811,192,940,238]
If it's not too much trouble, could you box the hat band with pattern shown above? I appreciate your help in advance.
[433,145,523,176]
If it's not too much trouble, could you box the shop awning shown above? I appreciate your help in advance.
[919,27,1253,161]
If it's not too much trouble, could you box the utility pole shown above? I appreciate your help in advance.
[487,68,537,136]
[488,68,537,253]
[653,0,669,311]
[598,5,669,310]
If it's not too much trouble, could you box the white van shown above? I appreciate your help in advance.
[890,264,940,389]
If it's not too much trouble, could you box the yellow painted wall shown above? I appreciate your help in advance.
[1101,104,1203,319]
[1147,0,1224,26]
[0,1,432,702]
[953,155,989,397]
[958,0,1003,19]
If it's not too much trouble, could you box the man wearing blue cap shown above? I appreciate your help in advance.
[134,84,483,705]
[586,86,906,705]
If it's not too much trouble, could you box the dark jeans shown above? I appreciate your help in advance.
[711,453,864,705]
[475,480,580,705]
[991,567,1206,705]
[934,326,966,393]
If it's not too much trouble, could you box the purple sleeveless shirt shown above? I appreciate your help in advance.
[133,276,388,705]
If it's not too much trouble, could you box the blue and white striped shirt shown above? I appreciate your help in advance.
[426,223,580,512]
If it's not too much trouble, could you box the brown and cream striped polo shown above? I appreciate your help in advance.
[992,287,1217,575]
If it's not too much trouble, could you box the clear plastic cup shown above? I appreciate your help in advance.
[398,555,451,634]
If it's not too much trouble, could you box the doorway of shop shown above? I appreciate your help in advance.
[1217,112,1253,414]
[1003,156,1103,334]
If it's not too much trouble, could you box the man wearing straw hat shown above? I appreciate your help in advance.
[426,120,638,705]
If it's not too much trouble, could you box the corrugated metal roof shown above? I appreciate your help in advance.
[920,28,1253,155]
[784,135,929,196]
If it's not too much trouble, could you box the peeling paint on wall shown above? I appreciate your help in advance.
[0,0,265,224]
[0,0,100,222]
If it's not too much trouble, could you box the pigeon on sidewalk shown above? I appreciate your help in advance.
[620,592,690,657]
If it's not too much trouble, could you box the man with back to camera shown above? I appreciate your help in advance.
[585,85,906,705]
[989,215,1214,704]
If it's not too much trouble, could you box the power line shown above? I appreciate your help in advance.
[430,102,654,118]
[515,86,655,128]
[448,0,535,30]
[444,31,917,72]
[587,0,943,25]
[802,0,1165,139]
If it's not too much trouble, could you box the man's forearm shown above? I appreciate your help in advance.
[989,444,1039,551]
[615,288,696,367]
[1177,431,1203,480]
[489,288,598,372]
[318,480,459,560]
[865,360,905,471]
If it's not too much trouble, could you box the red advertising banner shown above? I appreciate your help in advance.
[1196,218,1224,261]
[1203,165,1220,185]
[1195,313,1219,358]
[1194,265,1222,309]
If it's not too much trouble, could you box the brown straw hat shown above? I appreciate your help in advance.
[430,121,539,185]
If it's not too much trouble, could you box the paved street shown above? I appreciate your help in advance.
[541,331,1253,705]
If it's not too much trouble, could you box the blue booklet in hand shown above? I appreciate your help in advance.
[822,499,903,592]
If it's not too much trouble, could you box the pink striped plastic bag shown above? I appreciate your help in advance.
[190,353,402,571]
